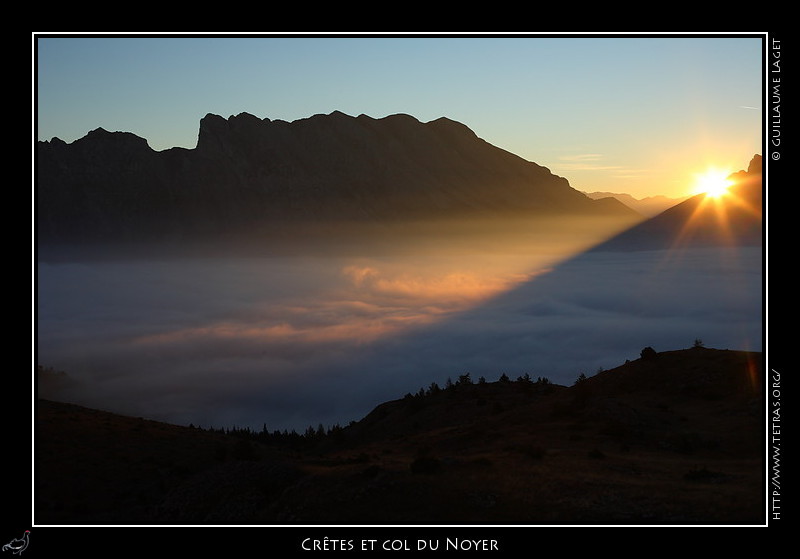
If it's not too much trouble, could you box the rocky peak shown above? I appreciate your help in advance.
[747,154,762,175]
[80,127,153,153]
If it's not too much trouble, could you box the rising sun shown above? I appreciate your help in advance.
[692,168,733,199]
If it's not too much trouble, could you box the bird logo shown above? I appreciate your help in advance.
[2,531,29,555]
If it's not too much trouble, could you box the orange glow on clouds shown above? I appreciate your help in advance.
[341,265,534,305]
[130,264,540,350]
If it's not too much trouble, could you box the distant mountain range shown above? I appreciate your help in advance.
[35,111,639,244]
[582,191,690,217]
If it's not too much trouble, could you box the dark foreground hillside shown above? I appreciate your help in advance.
[35,347,765,525]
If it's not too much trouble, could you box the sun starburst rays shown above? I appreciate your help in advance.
[692,168,734,199]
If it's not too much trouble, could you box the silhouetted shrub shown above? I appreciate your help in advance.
[683,466,725,482]
[550,401,571,417]
[665,432,703,454]
[410,455,442,475]
[640,346,657,360]
[520,445,546,460]
[351,452,371,464]
[231,439,259,461]
[471,457,493,468]
[362,464,383,478]
[214,443,228,462]
[587,448,606,459]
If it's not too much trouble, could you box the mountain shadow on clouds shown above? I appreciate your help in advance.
[337,156,764,415]
[35,156,763,434]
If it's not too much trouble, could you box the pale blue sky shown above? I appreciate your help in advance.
[34,33,764,198]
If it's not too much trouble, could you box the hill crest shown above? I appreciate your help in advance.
[35,346,765,525]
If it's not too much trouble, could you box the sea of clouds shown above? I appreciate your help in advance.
[36,238,762,432]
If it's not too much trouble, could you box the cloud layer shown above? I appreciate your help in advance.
[36,239,762,432]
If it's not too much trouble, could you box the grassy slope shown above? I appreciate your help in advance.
[34,347,765,525]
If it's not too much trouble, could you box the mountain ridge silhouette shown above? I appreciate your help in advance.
[36,111,639,244]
